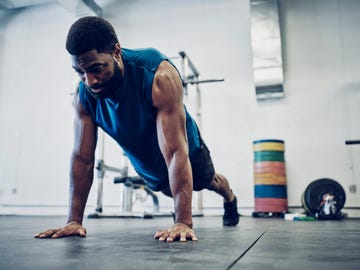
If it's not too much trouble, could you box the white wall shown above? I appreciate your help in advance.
[0,0,359,216]
[279,0,360,208]
[0,4,77,209]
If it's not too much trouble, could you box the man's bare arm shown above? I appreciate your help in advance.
[67,93,97,224]
[153,61,197,242]
[35,92,97,238]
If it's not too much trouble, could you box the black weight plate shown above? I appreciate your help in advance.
[302,178,346,215]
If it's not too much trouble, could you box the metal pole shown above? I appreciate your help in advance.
[95,129,105,212]
[195,75,203,212]
[182,55,189,98]
[179,51,203,214]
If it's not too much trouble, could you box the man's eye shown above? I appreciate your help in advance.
[75,69,84,75]
[90,66,104,73]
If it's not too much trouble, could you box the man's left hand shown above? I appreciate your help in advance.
[154,222,198,242]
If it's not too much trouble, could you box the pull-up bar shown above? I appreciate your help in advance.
[345,140,360,145]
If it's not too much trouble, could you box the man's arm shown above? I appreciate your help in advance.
[67,93,97,225]
[152,61,197,242]
[35,92,97,238]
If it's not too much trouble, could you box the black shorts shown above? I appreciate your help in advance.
[190,139,215,191]
[141,139,215,192]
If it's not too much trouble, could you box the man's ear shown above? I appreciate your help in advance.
[113,43,121,60]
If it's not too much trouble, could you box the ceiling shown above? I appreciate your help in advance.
[0,0,104,17]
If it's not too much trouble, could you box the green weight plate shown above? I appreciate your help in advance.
[254,151,285,162]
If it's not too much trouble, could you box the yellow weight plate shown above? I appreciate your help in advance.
[253,142,285,152]
[254,174,287,185]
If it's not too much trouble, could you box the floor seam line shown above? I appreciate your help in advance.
[225,229,268,270]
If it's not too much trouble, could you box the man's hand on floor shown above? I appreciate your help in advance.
[35,221,86,239]
[154,222,198,242]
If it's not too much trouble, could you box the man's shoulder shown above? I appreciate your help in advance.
[122,47,167,68]
[76,81,96,114]
[77,81,91,99]
[122,47,164,57]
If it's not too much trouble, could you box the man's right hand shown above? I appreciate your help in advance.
[34,221,86,239]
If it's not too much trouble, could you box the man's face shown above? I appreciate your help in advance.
[72,49,123,98]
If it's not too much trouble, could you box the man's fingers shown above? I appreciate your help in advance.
[78,228,87,237]
[178,231,198,242]
[36,224,86,239]
[35,229,60,238]
[52,226,87,238]
[154,230,161,239]
[154,230,169,241]
[166,231,196,242]
[180,231,186,242]
[52,228,68,238]
[155,225,198,242]
[188,231,198,241]
[166,232,175,242]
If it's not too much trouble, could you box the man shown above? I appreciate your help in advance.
[35,16,239,242]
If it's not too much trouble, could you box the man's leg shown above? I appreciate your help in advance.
[206,173,240,226]
[206,173,235,203]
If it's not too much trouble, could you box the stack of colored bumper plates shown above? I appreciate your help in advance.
[253,139,288,214]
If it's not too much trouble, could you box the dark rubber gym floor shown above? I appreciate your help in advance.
[0,215,359,270]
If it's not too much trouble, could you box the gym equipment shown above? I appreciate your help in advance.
[345,139,360,194]
[345,140,360,145]
[113,176,159,213]
[88,153,161,219]
[252,139,288,217]
[250,0,285,101]
[301,178,346,220]
[88,51,224,218]
[171,51,224,215]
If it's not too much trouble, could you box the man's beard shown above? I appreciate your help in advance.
[88,60,123,99]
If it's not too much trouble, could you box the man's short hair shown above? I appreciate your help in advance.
[66,16,118,55]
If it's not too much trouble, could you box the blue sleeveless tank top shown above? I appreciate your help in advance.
[78,48,201,191]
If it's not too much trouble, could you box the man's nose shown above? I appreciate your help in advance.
[84,73,99,88]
